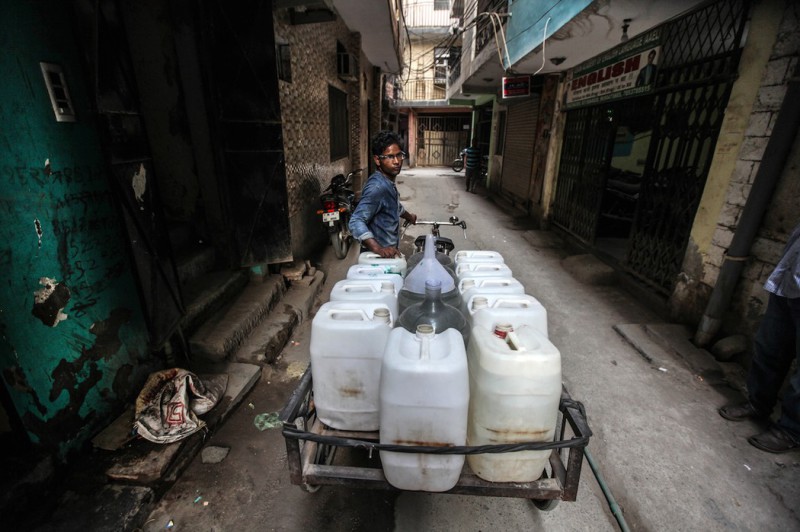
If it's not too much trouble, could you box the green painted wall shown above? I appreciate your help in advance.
[0,0,152,456]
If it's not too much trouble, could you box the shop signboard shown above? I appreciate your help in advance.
[502,75,530,98]
[565,30,662,109]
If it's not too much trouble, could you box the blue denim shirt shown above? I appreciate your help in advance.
[765,223,800,299]
[349,170,406,248]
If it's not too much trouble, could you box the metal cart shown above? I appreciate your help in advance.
[279,367,592,510]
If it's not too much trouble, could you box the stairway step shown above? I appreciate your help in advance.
[189,275,285,362]
[181,270,249,334]
[233,270,325,365]
[176,246,216,286]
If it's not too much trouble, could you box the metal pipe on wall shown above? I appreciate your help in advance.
[694,62,800,347]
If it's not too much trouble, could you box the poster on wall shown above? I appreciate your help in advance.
[565,30,662,109]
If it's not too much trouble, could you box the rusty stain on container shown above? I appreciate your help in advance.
[339,387,363,397]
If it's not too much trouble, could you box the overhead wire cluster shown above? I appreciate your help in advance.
[397,0,511,85]
[395,0,554,89]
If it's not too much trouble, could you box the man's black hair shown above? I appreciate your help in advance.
[372,130,404,156]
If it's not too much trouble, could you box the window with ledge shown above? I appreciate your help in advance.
[277,43,292,82]
[329,85,349,160]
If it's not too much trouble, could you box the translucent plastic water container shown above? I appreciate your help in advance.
[329,279,398,320]
[398,280,469,346]
[454,250,504,267]
[466,293,548,337]
[310,302,393,431]
[456,262,513,280]
[380,325,469,492]
[399,234,461,314]
[407,249,455,273]
[466,325,561,482]
[458,277,525,315]
[358,252,407,277]
[398,287,462,317]
[346,264,404,293]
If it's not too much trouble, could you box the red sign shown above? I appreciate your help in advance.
[502,76,530,98]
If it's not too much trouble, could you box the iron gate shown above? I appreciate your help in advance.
[551,106,615,242]
[416,115,470,166]
[552,0,749,293]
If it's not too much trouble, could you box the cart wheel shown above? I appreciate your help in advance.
[531,498,560,511]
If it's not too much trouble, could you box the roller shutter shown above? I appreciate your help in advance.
[500,97,539,200]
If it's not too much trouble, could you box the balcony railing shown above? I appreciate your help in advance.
[475,0,508,54]
[395,78,448,102]
[404,0,457,29]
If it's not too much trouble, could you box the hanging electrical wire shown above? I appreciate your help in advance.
[533,16,552,75]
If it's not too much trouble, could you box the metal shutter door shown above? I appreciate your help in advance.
[500,97,539,199]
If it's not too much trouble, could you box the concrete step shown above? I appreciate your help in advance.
[188,275,285,362]
[175,245,216,286]
[614,322,747,394]
[181,270,250,334]
[233,270,325,365]
[41,362,261,532]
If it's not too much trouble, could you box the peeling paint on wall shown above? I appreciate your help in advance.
[34,218,43,247]
[32,277,70,327]
[132,163,147,208]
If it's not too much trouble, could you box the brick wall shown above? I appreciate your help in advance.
[273,10,376,259]
[704,2,800,337]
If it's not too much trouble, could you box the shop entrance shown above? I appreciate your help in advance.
[595,98,655,261]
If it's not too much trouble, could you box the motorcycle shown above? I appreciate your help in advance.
[452,149,466,172]
[318,169,361,259]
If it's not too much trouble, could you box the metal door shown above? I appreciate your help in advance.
[626,0,748,292]
[72,0,183,350]
[198,0,292,265]
[416,115,471,166]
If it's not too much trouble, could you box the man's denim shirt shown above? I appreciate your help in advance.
[349,170,406,248]
[765,223,800,299]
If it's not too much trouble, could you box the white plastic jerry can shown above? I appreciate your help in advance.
[329,279,399,320]
[458,277,525,315]
[466,325,561,483]
[358,252,408,277]
[346,264,404,293]
[455,261,513,281]
[380,325,469,492]
[310,302,393,431]
[466,293,548,338]
[453,249,504,267]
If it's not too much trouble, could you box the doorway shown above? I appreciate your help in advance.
[595,98,655,261]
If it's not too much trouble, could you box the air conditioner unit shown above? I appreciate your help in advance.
[337,52,357,81]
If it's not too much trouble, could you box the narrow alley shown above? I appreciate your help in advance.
[139,168,799,531]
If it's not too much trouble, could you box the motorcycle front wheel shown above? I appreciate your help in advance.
[330,227,349,259]
[452,159,464,172]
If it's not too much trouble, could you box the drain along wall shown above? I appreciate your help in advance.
[0,0,152,456]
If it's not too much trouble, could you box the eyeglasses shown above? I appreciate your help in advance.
[376,152,406,161]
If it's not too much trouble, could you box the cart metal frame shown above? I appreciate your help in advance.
[280,367,592,503]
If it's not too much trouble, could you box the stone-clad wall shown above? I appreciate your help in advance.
[273,9,373,259]
[705,2,800,337]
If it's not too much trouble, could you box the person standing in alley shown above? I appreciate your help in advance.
[719,221,800,453]
[464,137,481,193]
[349,130,417,258]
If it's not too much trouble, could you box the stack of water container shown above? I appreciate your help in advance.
[309,235,561,492]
